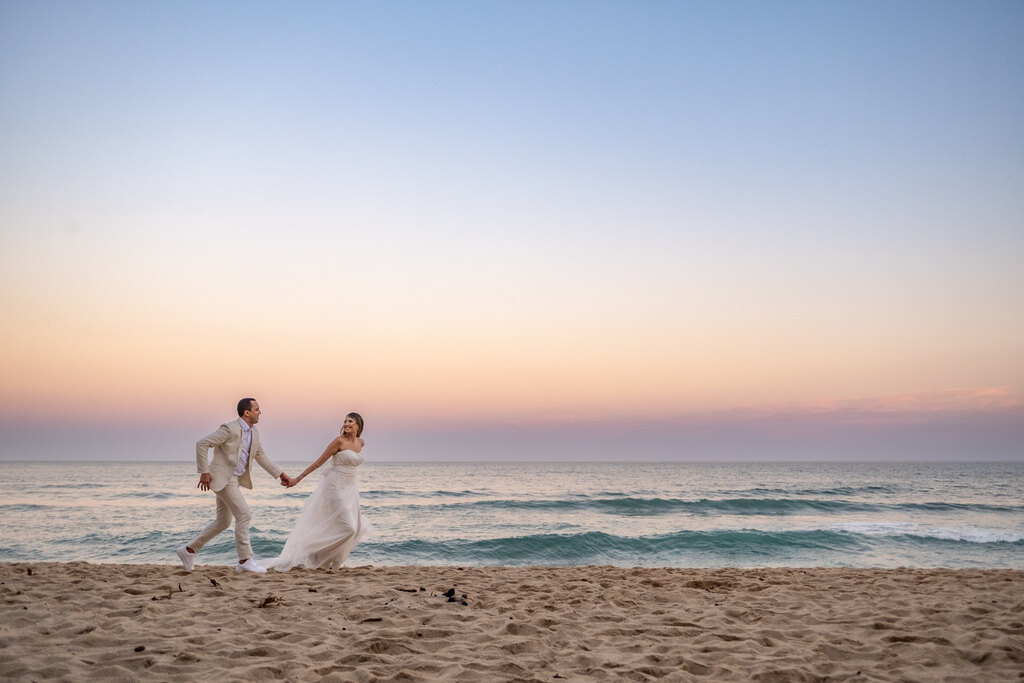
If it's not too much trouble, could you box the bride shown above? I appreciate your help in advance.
[264,413,373,571]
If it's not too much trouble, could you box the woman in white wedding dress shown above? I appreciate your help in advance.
[264,413,373,571]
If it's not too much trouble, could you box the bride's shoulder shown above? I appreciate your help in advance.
[332,435,362,453]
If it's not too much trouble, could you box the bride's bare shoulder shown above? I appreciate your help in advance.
[332,435,362,451]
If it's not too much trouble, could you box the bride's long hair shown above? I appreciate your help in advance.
[346,412,364,437]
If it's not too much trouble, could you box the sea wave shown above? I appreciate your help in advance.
[362,489,490,498]
[368,496,1023,517]
[0,504,53,512]
[6,520,1021,567]
[24,483,107,490]
[363,529,865,565]
[736,485,899,496]
[360,525,1024,566]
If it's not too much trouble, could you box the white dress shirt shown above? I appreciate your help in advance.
[233,421,252,477]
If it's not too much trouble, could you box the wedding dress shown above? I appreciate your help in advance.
[264,449,373,571]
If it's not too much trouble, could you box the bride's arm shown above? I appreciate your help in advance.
[291,437,345,485]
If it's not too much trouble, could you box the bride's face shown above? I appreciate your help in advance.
[342,416,357,435]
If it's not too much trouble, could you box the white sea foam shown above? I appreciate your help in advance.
[830,521,1024,544]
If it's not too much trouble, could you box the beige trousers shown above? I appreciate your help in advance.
[189,478,252,562]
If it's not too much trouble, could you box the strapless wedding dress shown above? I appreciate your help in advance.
[264,449,373,571]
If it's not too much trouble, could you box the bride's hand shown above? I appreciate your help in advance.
[287,476,302,488]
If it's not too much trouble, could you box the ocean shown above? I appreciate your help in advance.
[1,461,1021,569]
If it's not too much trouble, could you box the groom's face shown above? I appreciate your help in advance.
[243,402,261,425]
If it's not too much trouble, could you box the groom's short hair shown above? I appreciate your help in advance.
[237,398,257,417]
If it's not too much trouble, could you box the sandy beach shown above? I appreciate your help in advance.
[1,562,1021,681]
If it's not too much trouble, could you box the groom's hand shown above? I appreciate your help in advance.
[279,473,293,487]
[197,473,211,491]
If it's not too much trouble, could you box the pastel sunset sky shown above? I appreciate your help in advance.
[1,1,1022,461]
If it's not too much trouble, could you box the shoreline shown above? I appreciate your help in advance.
[2,563,1022,681]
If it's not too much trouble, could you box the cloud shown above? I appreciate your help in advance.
[794,387,1021,416]
[516,387,1024,430]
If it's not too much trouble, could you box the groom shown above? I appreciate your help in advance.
[175,398,293,574]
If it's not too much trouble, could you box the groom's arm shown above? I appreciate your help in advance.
[195,423,232,486]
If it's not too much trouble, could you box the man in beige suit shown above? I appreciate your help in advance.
[175,398,294,574]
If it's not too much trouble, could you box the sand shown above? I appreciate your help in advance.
[1,562,1022,681]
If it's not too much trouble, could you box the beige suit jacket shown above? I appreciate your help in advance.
[195,418,283,492]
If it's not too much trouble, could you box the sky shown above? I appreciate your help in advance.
[1,1,1022,462]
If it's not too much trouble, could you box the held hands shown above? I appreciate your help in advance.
[285,474,303,488]
[279,473,295,488]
